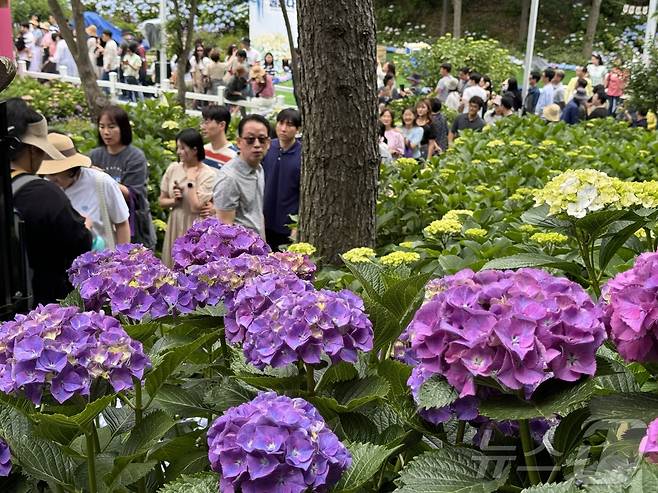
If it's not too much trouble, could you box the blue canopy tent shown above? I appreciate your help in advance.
[82,12,123,44]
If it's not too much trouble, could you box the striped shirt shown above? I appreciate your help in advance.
[203,142,238,169]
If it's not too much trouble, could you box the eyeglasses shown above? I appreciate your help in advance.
[242,136,269,145]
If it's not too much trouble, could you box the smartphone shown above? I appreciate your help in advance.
[400,84,405,91]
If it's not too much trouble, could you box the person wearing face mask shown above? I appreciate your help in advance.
[90,105,156,249]
[213,114,272,238]
[38,133,130,251]
[158,129,216,267]
[8,98,92,305]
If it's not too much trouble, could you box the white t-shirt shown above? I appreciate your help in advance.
[246,48,260,67]
[461,84,488,112]
[64,167,129,244]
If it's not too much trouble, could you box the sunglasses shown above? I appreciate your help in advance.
[242,136,269,145]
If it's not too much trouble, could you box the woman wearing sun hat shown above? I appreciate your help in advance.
[250,65,274,98]
[39,133,131,251]
[8,98,92,305]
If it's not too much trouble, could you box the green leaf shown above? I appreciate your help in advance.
[377,359,412,399]
[342,259,387,300]
[575,209,629,236]
[153,384,213,417]
[522,205,571,230]
[145,331,219,397]
[333,442,401,493]
[35,395,115,444]
[417,375,458,410]
[589,393,658,423]
[59,289,85,309]
[10,436,76,487]
[394,446,510,493]
[121,410,176,456]
[204,377,257,413]
[628,460,658,492]
[102,406,136,440]
[123,321,160,343]
[380,272,432,322]
[186,303,226,318]
[108,460,158,488]
[551,408,591,464]
[481,253,583,276]
[157,472,218,493]
[312,376,391,414]
[599,220,647,274]
[478,379,596,420]
[521,480,578,492]
[316,362,359,391]
[363,296,403,352]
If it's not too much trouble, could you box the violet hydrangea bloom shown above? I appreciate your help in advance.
[171,218,270,271]
[68,244,190,320]
[0,438,10,476]
[0,304,150,404]
[225,273,314,345]
[182,253,317,310]
[640,418,658,463]
[600,252,658,363]
[207,392,351,493]
[242,288,374,369]
[401,268,606,404]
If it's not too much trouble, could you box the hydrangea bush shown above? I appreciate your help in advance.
[0,304,150,404]
[207,392,351,493]
[0,438,10,476]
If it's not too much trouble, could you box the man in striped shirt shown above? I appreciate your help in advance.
[200,105,238,169]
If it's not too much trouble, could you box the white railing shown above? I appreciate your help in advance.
[16,60,296,116]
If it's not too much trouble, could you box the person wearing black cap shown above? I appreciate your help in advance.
[7,98,92,305]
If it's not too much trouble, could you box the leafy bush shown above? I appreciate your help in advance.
[402,34,517,88]
[627,44,658,113]
[2,77,87,121]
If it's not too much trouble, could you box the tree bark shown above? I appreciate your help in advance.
[297,0,379,264]
[47,0,107,119]
[519,0,530,44]
[440,0,449,35]
[278,0,301,108]
[171,0,199,107]
[452,0,462,39]
[582,0,603,59]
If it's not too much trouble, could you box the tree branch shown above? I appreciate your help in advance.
[279,0,302,108]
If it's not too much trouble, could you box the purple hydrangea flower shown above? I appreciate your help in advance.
[473,417,555,449]
[401,268,606,407]
[182,253,317,310]
[601,252,658,363]
[0,438,10,476]
[242,287,374,369]
[207,392,351,493]
[68,244,191,320]
[0,304,150,404]
[171,218,270,271]
[224,273,314,346]
[640,418,658,463]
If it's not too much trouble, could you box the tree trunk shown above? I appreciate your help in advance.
[171,0,198,107]
[297,0,379,264]
[519,0,530,44]
[452,0,462,39]
[279,0,301,108]
[48,0,107,119]
[440,0,449,35]
[582,0,603,59]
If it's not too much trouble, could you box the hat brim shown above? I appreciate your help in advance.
[22,134,66,160]
[38,153,91,174]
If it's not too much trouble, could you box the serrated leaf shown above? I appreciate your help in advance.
[102,406,136,440]
[574,209,629,236]
[377,359,412,399]
[589,393,658,424]
[204,377,258,413]
[59,289,85,309]
[109,460,158,488]
[599,220,647,274]
[145,331,219,397]
[380,272,432,321]
[333,442,400,493]
[121,410,176,456]
[11,436,76,487]
[522,205,572,230]
[394,446,510,493]
[153,384,212,417]
[312,376,391,414]
[157,472,217,493]
[364,296,403,352]
[521,480,578,492]
[123,321,160,343]
[627,460,658,492]
[551,408,591,465]
[417,375,458,410]
[35,395,115,444]
[481,253,583,276]
[342,259,387,300]
[316,362,359,391]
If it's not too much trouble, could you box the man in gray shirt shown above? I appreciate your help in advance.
[213,114,271,238]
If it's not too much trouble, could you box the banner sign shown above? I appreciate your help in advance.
[249,0,298,60]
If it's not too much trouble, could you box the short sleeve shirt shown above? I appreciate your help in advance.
[451,113,485,137]
[213,156,265,238]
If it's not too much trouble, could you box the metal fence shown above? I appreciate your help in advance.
[16,61,297,116]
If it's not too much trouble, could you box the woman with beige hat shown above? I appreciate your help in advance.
[250,65,274,98]
[39,133,131,250]
[7,98,92,305]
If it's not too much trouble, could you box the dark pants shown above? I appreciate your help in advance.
[266,229,290,252]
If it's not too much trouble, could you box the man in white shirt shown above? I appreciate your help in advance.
[434,62,458,103]
[240,37,260,68]
[535,68,556,117]
[460,72,488,113]
[101,30,120,78]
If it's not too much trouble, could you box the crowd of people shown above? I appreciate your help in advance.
[9,96,302,307]
[14,17,291,110]
[376,54,656,161]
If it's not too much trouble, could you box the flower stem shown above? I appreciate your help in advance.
[85,428,98,493]
[519,419,541,486]
[547,462,561,484]
[455,420,466,445]
[134,379,146,493]
[498,485,522,493]
[305,363,315,395]
[576,232,600,298]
